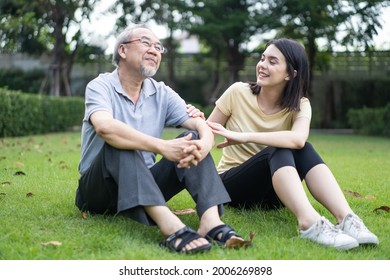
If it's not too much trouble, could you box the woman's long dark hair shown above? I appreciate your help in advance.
[249,38,309,111]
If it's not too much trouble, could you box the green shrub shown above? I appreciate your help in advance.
[0,88,84,137]
[347,104,390,137]
[0,68,45,94]
[341,79,390,109]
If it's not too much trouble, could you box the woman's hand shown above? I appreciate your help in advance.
[186,104,205,120]
[206,121,245,148]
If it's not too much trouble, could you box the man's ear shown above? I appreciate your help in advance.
[119,45,127,59]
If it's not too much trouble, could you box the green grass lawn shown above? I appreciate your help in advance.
[0,130,389,260]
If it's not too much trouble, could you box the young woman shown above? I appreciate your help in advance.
[206,38,379,250]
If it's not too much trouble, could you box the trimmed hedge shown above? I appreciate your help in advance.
[0,68,45,94]
[0,88,84,137]
[347,103,390,137]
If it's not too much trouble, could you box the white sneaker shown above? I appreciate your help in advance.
[336,213,379,245]
[300,216,359,250]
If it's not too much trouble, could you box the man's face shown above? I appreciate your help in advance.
[121,28,163,77]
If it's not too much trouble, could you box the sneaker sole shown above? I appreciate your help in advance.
[357,238,379,246]
[335,240,359,251]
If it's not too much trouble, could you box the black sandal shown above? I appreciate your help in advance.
[161,226,212,253]
[206,224,243,246]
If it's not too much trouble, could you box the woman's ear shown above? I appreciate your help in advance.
[285,70,297,81]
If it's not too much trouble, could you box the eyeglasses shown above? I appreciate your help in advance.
[122,36,165,53]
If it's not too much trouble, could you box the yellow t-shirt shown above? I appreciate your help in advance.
[215,82,312,173]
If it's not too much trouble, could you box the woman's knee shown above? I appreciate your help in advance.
[294,142,324,178]
[269,148,296,176]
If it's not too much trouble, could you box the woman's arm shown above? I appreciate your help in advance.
[243,116,310,149]
[207,107,310,149]
[207,106,229,125]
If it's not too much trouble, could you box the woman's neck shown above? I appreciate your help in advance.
[257,88,283,115]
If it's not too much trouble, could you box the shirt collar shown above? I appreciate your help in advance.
[111,69,157,98]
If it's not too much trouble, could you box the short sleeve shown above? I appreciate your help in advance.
[84,77,113,122]
[295,97,312,121]
[215,82,243,117]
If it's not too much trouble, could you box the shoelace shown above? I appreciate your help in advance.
[345,215,367,232]
[319,218,341,238]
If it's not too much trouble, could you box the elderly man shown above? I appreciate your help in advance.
[75,24,245,253]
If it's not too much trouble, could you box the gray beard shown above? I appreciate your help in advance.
[141,65,157,77]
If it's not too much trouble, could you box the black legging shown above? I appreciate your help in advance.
[219,142,324,209]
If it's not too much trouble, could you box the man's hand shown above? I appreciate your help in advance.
[178,137,212,168]
[160,134,202,168]
[178,141,202,168]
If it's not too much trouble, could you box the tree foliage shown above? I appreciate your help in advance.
[0,0,96,96]
[266,0,390,95]
[0,0,48,55]
[112,0,389,99]
[185,0,279,86]
[1,0,389,100]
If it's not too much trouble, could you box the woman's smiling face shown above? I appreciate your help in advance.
[256,44,291,88]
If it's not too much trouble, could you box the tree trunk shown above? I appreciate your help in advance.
[307,35,317,98]
[166,32,176,90]
[50,6,72,96]
[207,53,222,105]
[227,42,245,84]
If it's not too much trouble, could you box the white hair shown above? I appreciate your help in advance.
[112,23,151,67]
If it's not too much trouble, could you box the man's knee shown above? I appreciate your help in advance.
[178,130,199,140]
